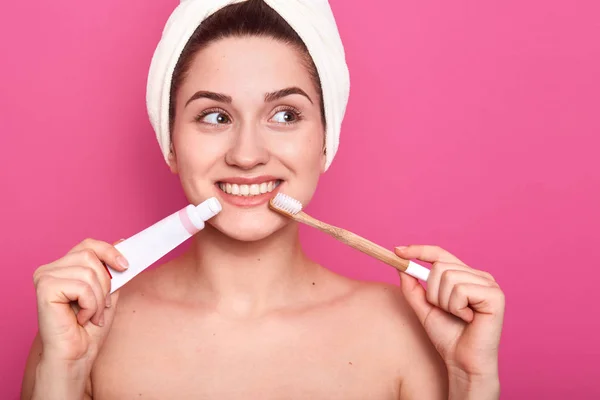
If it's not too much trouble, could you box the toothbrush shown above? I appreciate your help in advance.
[269,193,430,281]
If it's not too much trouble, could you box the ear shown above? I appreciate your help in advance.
[319,139,327,173]
[167,146,179,174]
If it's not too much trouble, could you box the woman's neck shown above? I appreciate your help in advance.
[177,221,318,317]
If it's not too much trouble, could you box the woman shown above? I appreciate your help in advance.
[21,1,505,399]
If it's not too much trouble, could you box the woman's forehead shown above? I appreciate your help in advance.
[182,36,316,97]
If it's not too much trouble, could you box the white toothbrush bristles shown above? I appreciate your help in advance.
[271,193,303,215]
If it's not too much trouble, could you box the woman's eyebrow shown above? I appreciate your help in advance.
[185,86,313,108]
[265,87,313,104]
[185,91,232,107]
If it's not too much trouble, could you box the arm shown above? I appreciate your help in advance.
[395,292,501,400]
[394,290,448,400]
[21,332,93,400]
[22,238,128,400]
[447,371,500,400]
[395,245,504,400]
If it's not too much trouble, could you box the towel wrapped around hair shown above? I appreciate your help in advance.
[146,0,350,171]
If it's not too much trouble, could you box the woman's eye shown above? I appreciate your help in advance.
[201,112,230,124]
[271,110,298,123]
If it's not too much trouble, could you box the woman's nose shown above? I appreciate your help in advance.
[224,123,270,170]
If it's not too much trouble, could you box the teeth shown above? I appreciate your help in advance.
[218,180,281,196]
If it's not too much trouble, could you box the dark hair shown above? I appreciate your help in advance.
[169,0,325,136]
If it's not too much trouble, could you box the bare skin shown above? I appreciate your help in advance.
[21,228,447,400]
[21,36,503,400]
[92,253,445,399]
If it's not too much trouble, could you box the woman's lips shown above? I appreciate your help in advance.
[215,179,283,208]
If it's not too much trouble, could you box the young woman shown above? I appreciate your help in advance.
[21,1,505,399]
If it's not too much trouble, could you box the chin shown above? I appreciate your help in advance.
[208,210,290,242]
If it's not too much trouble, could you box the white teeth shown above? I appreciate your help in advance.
[218,180,281,196]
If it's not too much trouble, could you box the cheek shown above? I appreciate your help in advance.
[276,130,324,203]
[296,142,323,179]
[171,128,228,200]
[174,128,225,172]
[277,129,324,169]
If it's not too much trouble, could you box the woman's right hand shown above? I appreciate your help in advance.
[33,238,129,370]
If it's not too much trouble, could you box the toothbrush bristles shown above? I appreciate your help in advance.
[270,193,303,215]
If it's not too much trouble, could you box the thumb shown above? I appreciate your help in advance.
[87,289,120,343]
[397,270,433,327]
[103,290,121,324]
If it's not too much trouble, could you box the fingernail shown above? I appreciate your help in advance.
[106,294,111,308]
[395,246,407,252]
[99,314,105,327]
[116,255,129,269]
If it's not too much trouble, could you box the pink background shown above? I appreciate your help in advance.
[1,0,599,398]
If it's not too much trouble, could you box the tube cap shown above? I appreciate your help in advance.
[195,197,222,221]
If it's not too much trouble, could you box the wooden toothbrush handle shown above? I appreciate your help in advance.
[297,212,411,272]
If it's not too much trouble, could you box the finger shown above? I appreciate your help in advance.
[438,270,498,312]
[395,245,464,265]
[50,250,112,294]
[47,248,119,322]
[106,238,127,288]
[425,262,496,308]
[87,290,122,341]
[104,239,124,309]
[397,270,434,326]
[43,265,107,327]
[38,277,99,326]
[68,238,129,273]
[448,283,505,323]
[107,289,120,310]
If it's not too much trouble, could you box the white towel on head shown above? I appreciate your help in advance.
[146,0,350,171]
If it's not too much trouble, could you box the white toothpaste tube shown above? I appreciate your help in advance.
[107,197,222,293]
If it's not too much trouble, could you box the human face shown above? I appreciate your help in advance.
[169,36,326,241]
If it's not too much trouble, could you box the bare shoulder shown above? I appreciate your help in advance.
[329,274,447,387]
[113,260,179,304]
[350,279,411,316]
[103,262,181,338]
[314,269,417,342]
[345,279,424,342]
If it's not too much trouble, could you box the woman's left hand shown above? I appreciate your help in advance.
[394,245,505,392]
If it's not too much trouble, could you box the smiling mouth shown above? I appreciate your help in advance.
[216,180,282,197]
